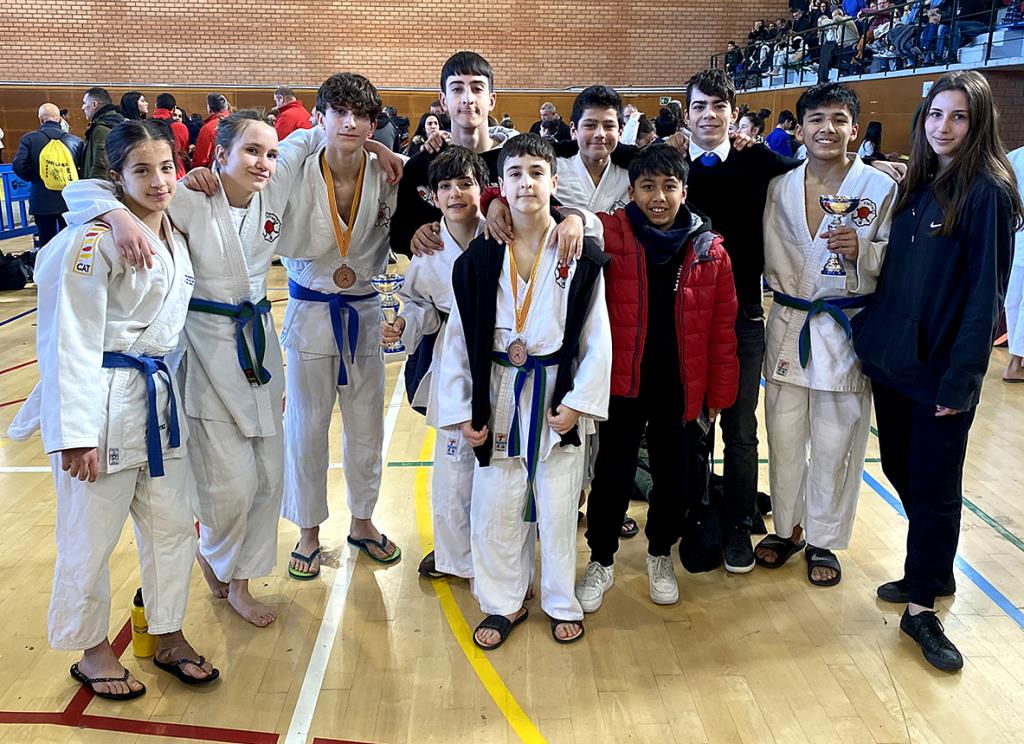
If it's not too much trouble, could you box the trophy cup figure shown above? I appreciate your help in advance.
[818,194,861,277]
[371,273,406,354]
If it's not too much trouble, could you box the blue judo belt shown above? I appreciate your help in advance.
[771,290,871,367]
[492,349,561,523]
[287,279,376,386]
[101,351,180,477]
[188,296,273,385]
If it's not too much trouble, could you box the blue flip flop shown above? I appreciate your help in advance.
[288,544,322,580]
[347,534,402,564]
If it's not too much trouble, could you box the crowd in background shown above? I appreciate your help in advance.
[722,0,1020,89]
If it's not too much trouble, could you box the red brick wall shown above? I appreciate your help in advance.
[0,1,787,89]
[985,70,1024,151]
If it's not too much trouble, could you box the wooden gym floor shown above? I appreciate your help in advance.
[1,240,1023,744]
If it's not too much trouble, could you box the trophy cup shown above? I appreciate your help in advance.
[818,195,861,277]
[371,273,406,354]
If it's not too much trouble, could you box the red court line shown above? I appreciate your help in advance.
[0,618,281,742]
[0,359,36,376]
[312,738,373,744]
[0,398,26,409]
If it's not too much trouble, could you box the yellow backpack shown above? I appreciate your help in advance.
[39,134,79,191]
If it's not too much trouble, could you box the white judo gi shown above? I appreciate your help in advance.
[8,216,196,650]
[277,139,404,528]
[60,132,322,584]
[553,153,627,490]
[399,217,484,578]
[438,232,612,621]
[1005,146,1024,358]
[762,156,896,550]
[554,154,630,216]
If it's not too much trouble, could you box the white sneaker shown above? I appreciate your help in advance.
[575,561,614,613]
[647,554,679,605]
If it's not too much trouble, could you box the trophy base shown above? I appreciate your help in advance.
[383,342,406,354]
[820,267,847,277]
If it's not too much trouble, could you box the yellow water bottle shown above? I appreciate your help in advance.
[131,587,156,658]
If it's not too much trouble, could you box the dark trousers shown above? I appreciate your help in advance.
[718,312,766,532]
[872,380,976,608]
[34,213,67,248]
[586,395,703,566]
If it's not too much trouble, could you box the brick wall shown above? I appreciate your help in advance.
[984,70,1024,151]
[0,1,786,89]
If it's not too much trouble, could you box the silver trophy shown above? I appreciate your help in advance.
[371,273,406,354]
[818,194,861,277]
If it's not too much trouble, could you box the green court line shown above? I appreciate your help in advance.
[388,457,882,467]
[865,425,1024,554]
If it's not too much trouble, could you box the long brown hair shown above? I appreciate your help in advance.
[896,70,1023,235]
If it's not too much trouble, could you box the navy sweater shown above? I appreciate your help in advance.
[853,175,1015,410]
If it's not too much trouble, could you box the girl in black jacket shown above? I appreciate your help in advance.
[853,70,1023,672]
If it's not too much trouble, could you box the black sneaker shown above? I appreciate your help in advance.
[877,575,956,604]
[900,609,963,671]
[724,528,755,574]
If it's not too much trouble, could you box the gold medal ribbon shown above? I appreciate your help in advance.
[320,150,366,259]
[508,239,547,336]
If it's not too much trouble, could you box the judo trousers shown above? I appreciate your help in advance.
[281,349,385,527]
[49,456,195,650]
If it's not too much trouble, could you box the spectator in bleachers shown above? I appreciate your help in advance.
[749,19,769,43]
[11,103,85,248]
[119,91,148,120]
[725,40,744,75]
[944,0,997,59]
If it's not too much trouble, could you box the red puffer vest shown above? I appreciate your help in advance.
[599,209,740,421]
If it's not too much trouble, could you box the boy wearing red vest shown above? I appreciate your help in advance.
[576,144,739,611]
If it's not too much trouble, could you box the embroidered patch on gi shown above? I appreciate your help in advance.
[554,261,570,289]
[415,185,436,208]
[72,226,106,275]
[495,433,508,453]
[263,212,281,243]
[852,198,877,228]
[108,448,120,466]
[446,437,459,459]
[776,360,790,377]
[375,199,392,229]
[183,274,195,286]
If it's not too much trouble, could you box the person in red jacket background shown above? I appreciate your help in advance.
[575,144,738,614]
[191,93,231,169]
[150,93,191,178]
[272,85,312,140]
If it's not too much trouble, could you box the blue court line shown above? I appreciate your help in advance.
[863,470,1024,630]
[0,307,36,328]
[759,378,1024,629]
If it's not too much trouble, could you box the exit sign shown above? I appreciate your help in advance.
[659,96,671,105]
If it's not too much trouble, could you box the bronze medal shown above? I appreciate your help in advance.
[333,264,356,289]
[507,339,528,367]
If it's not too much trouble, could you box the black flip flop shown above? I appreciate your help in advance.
[550,618,586,644]
[153,655,220,685]
[620,516,640,539]
[417,550,447,579]
[754,534,806,568]
[347,534,402,564]
[472,608,529,651]
[70,663,146,701]
[805,546,842,587]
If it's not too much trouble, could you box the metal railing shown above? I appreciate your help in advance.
[710,0,1014,90]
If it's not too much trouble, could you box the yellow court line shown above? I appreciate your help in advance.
[412,431,547,744]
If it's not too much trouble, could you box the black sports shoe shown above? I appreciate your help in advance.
[724,528,755,574]
[877,575,956,604]
[900,609,964,671]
